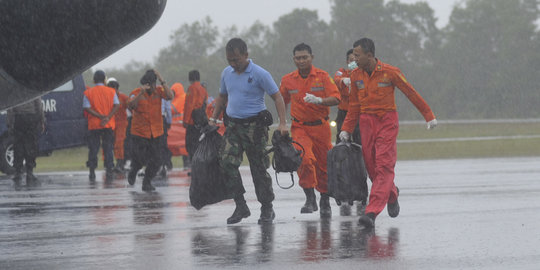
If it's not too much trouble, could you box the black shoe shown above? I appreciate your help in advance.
[113,160,125,173]
[142,181,155,192]
[12,172,22,182]
[89,168,96,181]
[300,188,318,213]
[319,193,332,218]
[127,169,137,185]
[258,205,275,224]
[387,187,400,218]
[26,173,40,187]
[359,212,375,229]
[227,203,251,224]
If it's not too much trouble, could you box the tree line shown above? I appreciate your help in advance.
[85,0,540,120]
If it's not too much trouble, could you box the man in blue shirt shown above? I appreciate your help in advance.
[209,38,288,225]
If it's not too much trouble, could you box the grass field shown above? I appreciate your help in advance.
[34,120,540,172]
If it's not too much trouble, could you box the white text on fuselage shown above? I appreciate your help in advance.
[42,99,57,112]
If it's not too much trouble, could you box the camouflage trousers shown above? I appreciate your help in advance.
[219,120,274,204]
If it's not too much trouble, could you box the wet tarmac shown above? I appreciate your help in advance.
[1,157,540,269]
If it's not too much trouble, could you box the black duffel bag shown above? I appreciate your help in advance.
[327,142,368,205]
[189,125,233,210]
[266,130,304,189]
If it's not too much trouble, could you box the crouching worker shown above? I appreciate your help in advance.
[209,38,288,225]
[127,69,174,191]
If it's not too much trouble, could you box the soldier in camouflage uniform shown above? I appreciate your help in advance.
[209,38,288,225]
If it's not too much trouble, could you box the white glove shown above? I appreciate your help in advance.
[427,119,438,130]
[339,131,350,142]
[304,93,322,104]
[342,78,351,86]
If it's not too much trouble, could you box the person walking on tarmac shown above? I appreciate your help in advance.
[340,38,437,228]
[208,38,288,225]
[107,77,129,173]
[83,70,119,181]
[127,69,173,191]
[7,97,45,186]
[334,49,364,216]
[279,43,341,218]
[183,70,208,160]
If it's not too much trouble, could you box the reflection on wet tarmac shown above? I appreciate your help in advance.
[131,191,165,225]
[2,157,540,269]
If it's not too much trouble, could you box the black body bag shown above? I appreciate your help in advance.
[189,125,232,210]
[327,142,368,205]
[266,130,304,189]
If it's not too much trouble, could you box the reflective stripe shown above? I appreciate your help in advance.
[311,87,324,92]
[378,82,392,87]
[289,89,299,94]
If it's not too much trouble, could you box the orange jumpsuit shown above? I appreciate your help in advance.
[342,59,435,216]
[280,66,340,193]
[113,92,129,159]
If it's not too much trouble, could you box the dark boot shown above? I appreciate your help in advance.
[387,187,400,218]
[26,168,39,186]
[127,168,137,185]
[142,177,155,192]
[258,203,275,224]
[300,188,318,213]
[89,168,96,181]
[359,212,376,229]
[12,169,23,182]
[227,197,251,224]
[319,193,332,218]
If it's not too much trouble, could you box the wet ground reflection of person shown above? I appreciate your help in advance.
[190,224,275,266]
[301,219,400,261]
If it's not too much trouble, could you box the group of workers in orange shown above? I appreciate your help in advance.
[279,38,437,228]
[84,37,437,228]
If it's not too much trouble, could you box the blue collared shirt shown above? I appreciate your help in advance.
[219,59,278,119]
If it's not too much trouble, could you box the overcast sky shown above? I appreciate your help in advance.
[94,0,458,70]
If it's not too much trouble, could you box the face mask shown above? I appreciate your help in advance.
[348,61,358,70]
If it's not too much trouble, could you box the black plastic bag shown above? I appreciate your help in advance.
[327,142,368,205]
[266,130,304,189]
[189,125,232,210]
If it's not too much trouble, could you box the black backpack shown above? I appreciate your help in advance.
[266,130,304,189]
[327,142,368,205]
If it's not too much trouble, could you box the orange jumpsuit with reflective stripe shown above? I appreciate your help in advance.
[342,59,435,216]
[113,92,128,159]
[280,66,340,193]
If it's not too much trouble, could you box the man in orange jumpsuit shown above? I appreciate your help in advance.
[107,77,129,173]
[127,69,173,191]
[334,49,364,216]
[340,38,437,228]
[183,70,208,160]
[280,43,340,218]
[83,70,119,181]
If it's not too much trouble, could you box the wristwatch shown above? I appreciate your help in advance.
[209,117,217,123]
